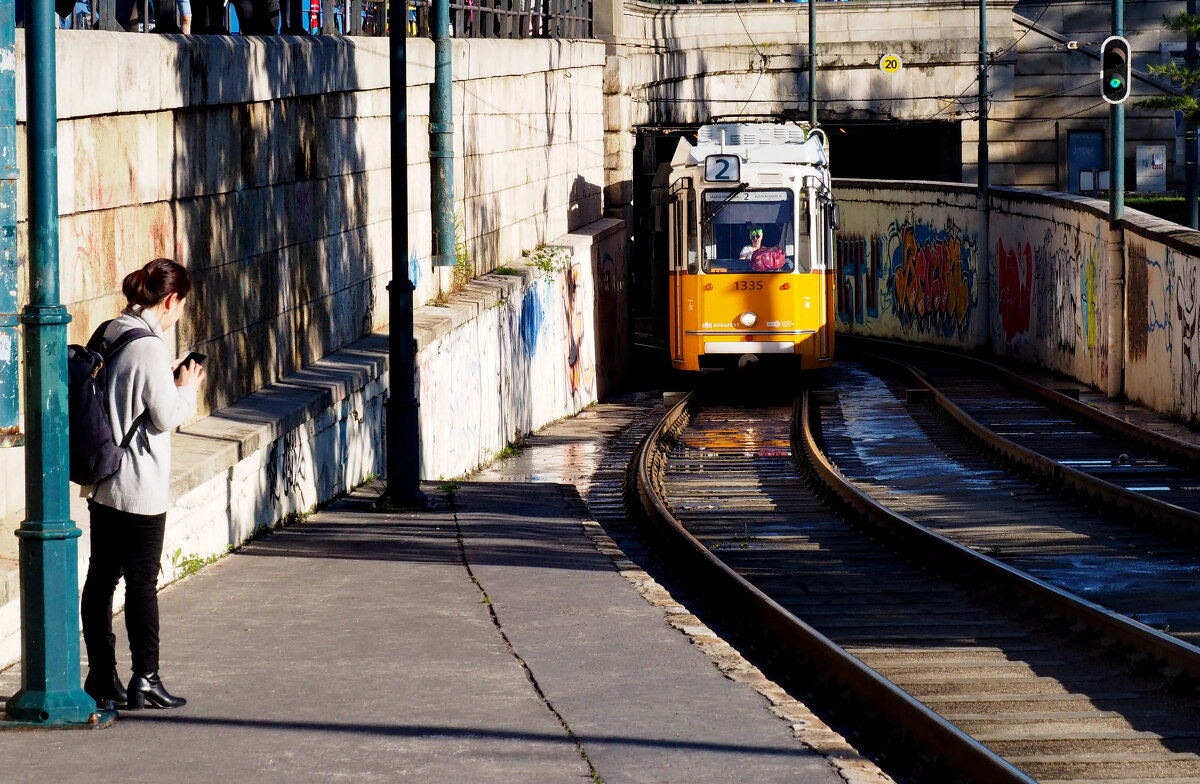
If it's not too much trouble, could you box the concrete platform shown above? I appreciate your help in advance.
[0,401,888,783]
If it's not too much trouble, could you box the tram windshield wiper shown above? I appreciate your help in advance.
[702,183,749,225]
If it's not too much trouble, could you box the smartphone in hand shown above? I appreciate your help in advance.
[174,352,207,379]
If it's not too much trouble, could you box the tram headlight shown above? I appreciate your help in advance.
[738,311,758,328]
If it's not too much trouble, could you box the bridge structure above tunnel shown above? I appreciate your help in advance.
[593,0,1021,220]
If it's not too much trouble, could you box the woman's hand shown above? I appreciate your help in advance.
[175,358,206,389]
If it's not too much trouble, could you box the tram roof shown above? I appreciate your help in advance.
[677,122,829,168]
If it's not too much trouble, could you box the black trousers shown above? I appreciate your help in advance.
[81,500,167,676]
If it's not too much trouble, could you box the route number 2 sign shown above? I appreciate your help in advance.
[705,155,741,182]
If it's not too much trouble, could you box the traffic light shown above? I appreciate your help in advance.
[1101,35,1132,104]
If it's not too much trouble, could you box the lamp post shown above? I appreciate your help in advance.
[4,0,112,728]
[1110,0,1125,223]
[386,0,427,506]
[1187,0,1197,228]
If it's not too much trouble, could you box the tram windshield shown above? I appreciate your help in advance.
[700,189,801,274]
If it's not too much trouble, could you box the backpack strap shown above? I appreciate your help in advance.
[98,325,157,450]
[118,411,149,449]
[102,326,156,360]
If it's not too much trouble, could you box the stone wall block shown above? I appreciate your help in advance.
[173,192,242,275]
[59,209,129,308]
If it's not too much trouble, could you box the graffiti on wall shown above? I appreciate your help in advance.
[267,427,309,513]
[564,261,596,399]
[835,235,883,326]
[1127,243,1174,363]
[1082,235,1101,355]
[885,218,976,338]
[1033,227,1084,357]
[1178,257,1200,411]
[1128,243,1150,361]
[519,285,545,361]
[996,238,1034,343]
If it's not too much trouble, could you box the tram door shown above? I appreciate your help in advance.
[813,193,836,362]
[667,190,692,364]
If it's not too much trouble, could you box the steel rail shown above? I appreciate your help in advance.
[800,380,1200,686]
[842,340,1200,542]
[633,391,1037,784]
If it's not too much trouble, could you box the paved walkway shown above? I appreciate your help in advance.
[0,398,882,783]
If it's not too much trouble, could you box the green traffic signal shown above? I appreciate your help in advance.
[1101,36,1131,104]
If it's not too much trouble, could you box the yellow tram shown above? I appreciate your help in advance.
[654,119,838,372]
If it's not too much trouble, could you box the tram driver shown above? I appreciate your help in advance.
[738,226,765,260]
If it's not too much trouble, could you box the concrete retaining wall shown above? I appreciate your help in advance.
[416,219,624,480]
[835,178,1200,423]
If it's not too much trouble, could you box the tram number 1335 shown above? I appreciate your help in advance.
[733,280,763,291]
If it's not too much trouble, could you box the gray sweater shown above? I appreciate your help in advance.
[91,307,197,516]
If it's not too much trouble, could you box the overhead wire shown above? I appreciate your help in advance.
[729,0,770,118]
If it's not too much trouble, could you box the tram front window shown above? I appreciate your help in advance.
[701,190,801,273]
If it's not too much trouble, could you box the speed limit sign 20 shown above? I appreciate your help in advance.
[879,54,903,74]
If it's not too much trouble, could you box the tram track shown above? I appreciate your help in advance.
[632,391,1200,784]
[836,337,1200,648]
[840,335,1200,543]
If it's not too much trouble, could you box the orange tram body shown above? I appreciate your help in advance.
[654,120,839,372]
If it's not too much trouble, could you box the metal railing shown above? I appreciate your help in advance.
[409,0,591,40]
[63,0,591,37]
[638,0,850,4]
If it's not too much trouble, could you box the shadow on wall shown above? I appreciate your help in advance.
[167,37,380,419]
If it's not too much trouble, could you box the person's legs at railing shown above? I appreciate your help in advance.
[152,0,184,33]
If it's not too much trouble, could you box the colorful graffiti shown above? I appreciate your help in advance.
[996,237,1033,343]
[885,219,976,338]
[835,236,862,325]
[835,235,884,327]
[564,260,596,398]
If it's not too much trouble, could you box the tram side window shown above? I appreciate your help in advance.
[700,189,796,274]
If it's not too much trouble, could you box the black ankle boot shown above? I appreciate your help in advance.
[125,672,187,710]
[84,668,127,709]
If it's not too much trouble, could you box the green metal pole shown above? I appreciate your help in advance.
[808,0,815,125]
[1187,0,1198,228]
[978,0,989,195]
[431,0,455,267]
[1110,0,1124,223]
[978,0,991,348]
[386,0,427,507]
[0,0,21,448]
[4,0,110,728]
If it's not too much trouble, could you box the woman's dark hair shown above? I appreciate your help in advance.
[122,258,192,308]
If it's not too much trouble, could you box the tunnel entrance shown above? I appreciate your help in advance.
[631,127,696,348]
[826,121,963,182]
[629,119,963,349]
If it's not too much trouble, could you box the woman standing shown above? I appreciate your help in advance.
[81,258,206,710]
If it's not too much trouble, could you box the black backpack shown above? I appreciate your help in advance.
[67,321,155,485]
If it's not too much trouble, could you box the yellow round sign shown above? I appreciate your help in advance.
[879,54,902,74]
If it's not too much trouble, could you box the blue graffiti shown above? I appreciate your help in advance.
[519,285,544,360]
[408,248,422,290]
[1145,255,1173,353]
